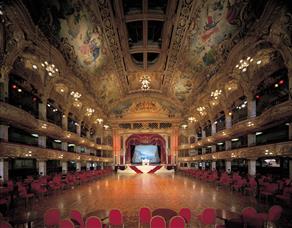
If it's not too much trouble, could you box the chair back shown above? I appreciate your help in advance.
[179,208,191,224]
[44,208,61,226]
[139,207,152,225]
[150,216,166,228]
[109,209,123,226]
[70,209,84,227]
[199,208,216,225]
[169,216,185,228]
[241,207,257,224]
[0,221,12,228]
[85,216,102,228]
[268,205,283,222]
[59,219,74,228]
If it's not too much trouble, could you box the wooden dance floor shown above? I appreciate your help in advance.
[24,173,268,227]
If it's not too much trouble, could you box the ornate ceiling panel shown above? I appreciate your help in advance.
[20,0,289,120]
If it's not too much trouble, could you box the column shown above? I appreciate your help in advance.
[225,160,231,173]
[247,96,256,146]
[0,159,9,181]
[37,160,46,176]
[62,114,68,151]
[201,162,206,170]
[86,162,91,170]
[38,100,47,121]
[248,160,256,176]
[76,122,81,136]
[211,122,216,135]
[195,162,199,170]
[62,161,68,174]
[225,114,232,150]
[38,135,46,148]
[76,162,81,171]
[0,67,9,102]
[289,123,292,140]
[0,125,9,142]
[289,160,292,179]
[211,161,216,170]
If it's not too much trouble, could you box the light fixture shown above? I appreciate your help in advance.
[188,117,197,123]
[32,64,38,70]
[85,108,95,116]
[41,61,59,76]
[211,89,222,99]
[231,138,239,142]
[217,142,224,145]
[96,118,103,124]
[31,134,39,138]
[197,106,206,116]
[181,124,188,129]
[140,75,151,91]
[54,139,61,143]
[41,124,47,129]
[235,56,259,72]
[103,124,110,129]
[247,121,254,127]
[256,132,263,136]
[70,91,82,100]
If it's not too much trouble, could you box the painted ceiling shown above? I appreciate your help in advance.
[22,0,267,115]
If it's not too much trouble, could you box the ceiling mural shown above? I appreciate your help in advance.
[96,73,123,106]
[57,2,106,73]
[187,0,247,75]
[172,71,193,103]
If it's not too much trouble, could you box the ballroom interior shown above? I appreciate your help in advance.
[0,0,292,227]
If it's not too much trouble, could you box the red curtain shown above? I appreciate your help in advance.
[125,134,166,164]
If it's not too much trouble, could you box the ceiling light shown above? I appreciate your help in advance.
[211,89,222,99]
[54,139,61,143]
[217,142,224,145]
[256,132,263,136]
[197,106,206,116]
[41,61,59,76]
[86,108,95,116]
[181,124,188,129]
[68,144,75,147]
[235,56,255,72]
[104,124,110,129]
[17,88,22,92]
[41,124,47,129]
[140,75,151,91]
[96,118,103,124]
[231,138,239,142]
[257,60,262,65]
[70,91,82,100]
[188,117,197,123]
[31,134,39,138]
[32,64,38,70]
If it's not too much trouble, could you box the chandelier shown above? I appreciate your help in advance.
[197,106,206,116]
[96,118,103,124]
[235,56,261,72]
[41,61,59,76]
[85,108,95,116]
[188,116,197,123]
[70,91,82,100]
[211,89,222,99]
[140,75,151,91]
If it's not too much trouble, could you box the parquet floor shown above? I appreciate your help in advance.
[12,173,283,227]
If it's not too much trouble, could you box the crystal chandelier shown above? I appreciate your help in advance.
[211,89,222,99]
[70,91,82,100]
[96,118,103,124]
[197,106,206,116]
[85,108,95,116]
[235,56,261,72]
[140,75,151,91]
[41,61,59,76]
[188,117,197,123]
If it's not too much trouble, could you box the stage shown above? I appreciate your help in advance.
[117,164,175,174]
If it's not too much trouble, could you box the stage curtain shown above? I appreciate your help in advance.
[125,134,166,164]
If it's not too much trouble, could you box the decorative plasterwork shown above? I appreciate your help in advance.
[178,141,292,162]
[0,142,113,162]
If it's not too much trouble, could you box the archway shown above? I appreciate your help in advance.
[125,134,166,164]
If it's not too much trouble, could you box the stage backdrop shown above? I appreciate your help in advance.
[125,134,166,164]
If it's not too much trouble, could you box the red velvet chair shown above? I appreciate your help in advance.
[0,221,12,228]
[85,216,103,228]
[59,219,75,228]
[197,208,216,226]
[109,209,124,227]
[179,208,191,227]
[44,208,61,227]
[169,216,185,228]
[258,205,283,226]
[70,209,85,228]
[150,216,166,228]
[139,207,152,227]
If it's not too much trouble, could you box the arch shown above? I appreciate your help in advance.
[125,134,166,164]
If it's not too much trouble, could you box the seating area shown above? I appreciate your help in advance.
[0,169,112,215]
[0,205,284,227]
[180,169,292,206]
